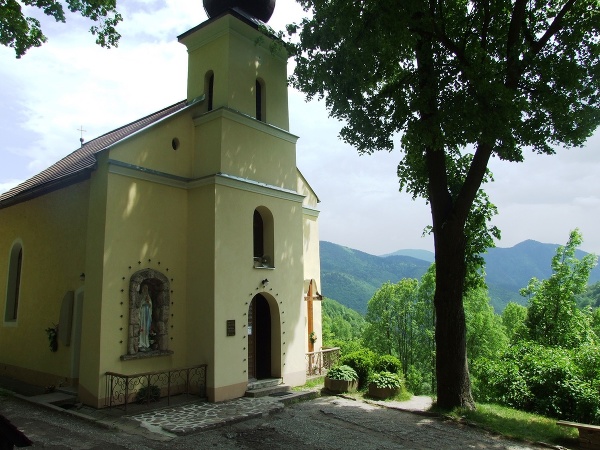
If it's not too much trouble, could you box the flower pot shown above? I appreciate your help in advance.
[368,384,399,399]
[325,377,358,394]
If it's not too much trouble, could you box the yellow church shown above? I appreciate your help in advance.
[0,0,324,408]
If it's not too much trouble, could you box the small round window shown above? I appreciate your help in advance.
[171,138,180,150]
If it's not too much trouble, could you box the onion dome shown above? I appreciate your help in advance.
[203,0,276,22]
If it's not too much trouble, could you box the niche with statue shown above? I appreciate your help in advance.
[127,269,170,355]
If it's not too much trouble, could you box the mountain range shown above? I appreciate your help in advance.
[320,240,600,314]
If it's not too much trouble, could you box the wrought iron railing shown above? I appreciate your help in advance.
[105,364,207,411]
[306,347,340,376]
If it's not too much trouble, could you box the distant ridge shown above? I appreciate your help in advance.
[381,249,435,262]
[320,239,599,314]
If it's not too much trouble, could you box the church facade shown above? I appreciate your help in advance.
[0,7,322,407]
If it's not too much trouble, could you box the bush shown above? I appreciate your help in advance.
[405,365,425,395]
[369,371,403,389]
[374,354,403,375]
[327,365,358,381]
[135,385,161,403]
[472,342,600,424]
[340,349,376,388]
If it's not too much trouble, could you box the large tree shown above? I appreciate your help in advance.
[285,0,600,408]
[1,0,121,58]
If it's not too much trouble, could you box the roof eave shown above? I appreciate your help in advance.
[0,168,94,210]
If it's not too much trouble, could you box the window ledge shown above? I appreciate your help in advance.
[120,350,173,361]
[253,264,275,269]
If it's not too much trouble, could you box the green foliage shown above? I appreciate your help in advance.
[473,342,600,424]
[45,324,58,352]
[339,349,376,388]
[322,297,365,345]
[501,302,528,343]
[1,0,122,58]
[363,269,435,380]
[369,371,403,390]
[135,385,160,403]
[374,354,403,375]
[326,339,363,356]
[577,281,600,309]
[464,286,508,361]
[406,365,431,395]
[522,229,598,348]
[327,365,358,382]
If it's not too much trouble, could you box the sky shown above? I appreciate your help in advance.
[1,0,599,256]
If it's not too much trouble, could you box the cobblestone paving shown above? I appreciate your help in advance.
[128,396,285,435]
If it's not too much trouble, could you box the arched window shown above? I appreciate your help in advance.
[253,207,274,268]
[205,71,214,111]
[5,242,23,322]
[256,78,265,122]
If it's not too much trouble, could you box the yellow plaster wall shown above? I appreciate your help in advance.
[0,182,89,387]
[210,184,306,399]
[186,184,216,377]
[78,156,109,405]
[108,113,196,179]
[96,171,189,382]
[194,112,297,189]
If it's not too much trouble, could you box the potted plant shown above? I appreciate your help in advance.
[324,365,359,394]
[368,371,403,399]
[309,331,318,345]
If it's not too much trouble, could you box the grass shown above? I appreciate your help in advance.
[292,375,325,391]
[442,403,579,447]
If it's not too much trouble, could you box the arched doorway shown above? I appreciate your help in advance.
[248,294,272,380]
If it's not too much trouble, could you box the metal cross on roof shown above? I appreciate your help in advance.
[77,125,87,146]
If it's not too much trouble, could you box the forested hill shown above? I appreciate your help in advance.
[320,239,600,314]
[320,241,430,313]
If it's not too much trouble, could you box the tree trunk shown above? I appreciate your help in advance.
[414,8,477,410]
[433,218,475,410]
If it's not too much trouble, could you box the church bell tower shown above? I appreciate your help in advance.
[178,0,289,131]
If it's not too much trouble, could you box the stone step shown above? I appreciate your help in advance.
[245,384,291,398]
[29,392,77,406]
[57,385,78,396]
[246,378,282,391]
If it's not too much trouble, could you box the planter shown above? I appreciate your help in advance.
[324,377,358,394]
[368,384,399,399]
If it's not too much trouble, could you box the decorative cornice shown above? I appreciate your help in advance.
[193,107,298,144]
[107,160,308,204]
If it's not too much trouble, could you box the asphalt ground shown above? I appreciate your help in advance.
[0,387,558,450]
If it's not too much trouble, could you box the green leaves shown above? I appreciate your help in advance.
[523,229,598,348]
[0,0,122,57]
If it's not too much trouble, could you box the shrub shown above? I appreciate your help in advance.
[472,342,600,424]
[135,385,161,403]
[374,354,403,375]
[405,365,425,395]
[340,349,376,388]
[369,371,403,389]
[327,365,358,381]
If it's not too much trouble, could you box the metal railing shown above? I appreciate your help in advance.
[105,364,207,411]
[306,347,340,376]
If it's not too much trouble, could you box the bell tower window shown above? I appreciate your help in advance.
[253,207,274,268]
[256,78,265,121]
[205,71,214,111]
